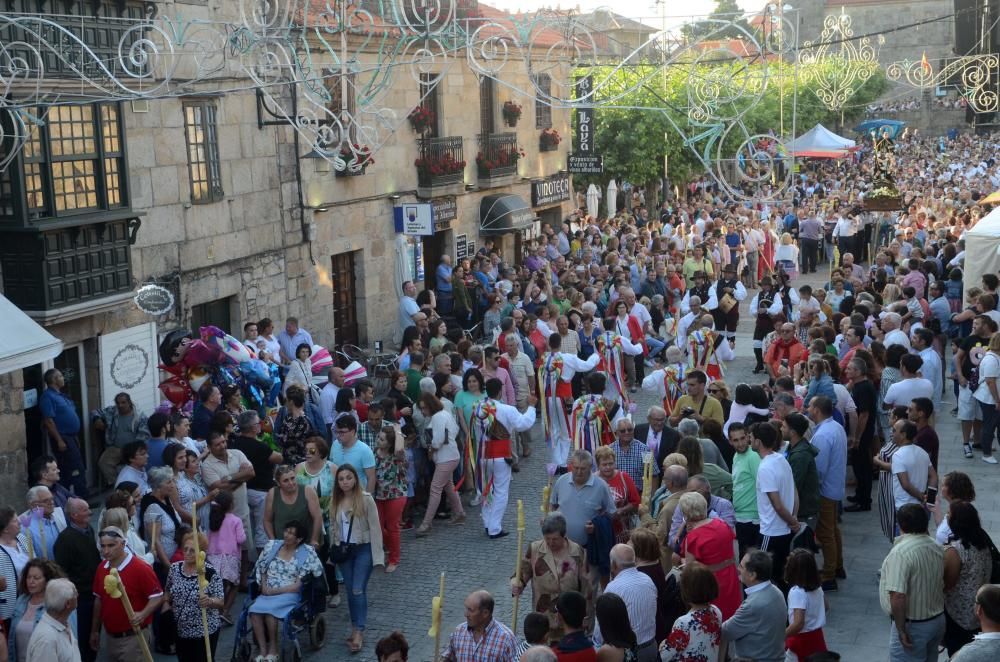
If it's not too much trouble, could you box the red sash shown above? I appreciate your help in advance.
[483,439,513,459]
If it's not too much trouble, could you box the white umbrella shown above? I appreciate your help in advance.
[393,233,411,345]
[587,184,601,219]
[607,179,618,217]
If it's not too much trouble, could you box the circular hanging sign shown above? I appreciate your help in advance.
[134,284,174,316]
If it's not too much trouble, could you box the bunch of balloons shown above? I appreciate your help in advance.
[156,326,333,415]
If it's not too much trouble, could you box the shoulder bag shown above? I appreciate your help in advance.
[330,515,356,564]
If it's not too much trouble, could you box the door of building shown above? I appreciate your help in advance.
[422,231,448,292]
[331,251,360,350]
[22,345,90,486]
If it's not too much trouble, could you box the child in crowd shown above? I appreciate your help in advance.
[206,490,246,625]
[784,548,828,660]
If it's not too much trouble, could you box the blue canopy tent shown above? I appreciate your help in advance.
[855,119,906,140]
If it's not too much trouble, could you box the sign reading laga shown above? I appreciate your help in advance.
[576,76,594,155]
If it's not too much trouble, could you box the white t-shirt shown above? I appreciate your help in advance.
[891,444,931,509]
[832,383,857,416]
[883,378,934,407]
[974,351,1000,404]
[788,586,826,633]
[884,329,912,351]
[756,452,796,536]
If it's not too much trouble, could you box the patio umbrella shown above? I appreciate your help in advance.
[607,179,618,217]
[587,183,601,219]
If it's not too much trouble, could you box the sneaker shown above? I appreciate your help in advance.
[983,455,998,465]
[821,580,839,592]
[470,495,482,506]
[964,443,974,459]
[836,568,847,580]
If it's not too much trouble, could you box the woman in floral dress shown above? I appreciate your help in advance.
[659,562,722,662]
[511,513,592,643]
[373,426,408,573]
[249,520,324,659]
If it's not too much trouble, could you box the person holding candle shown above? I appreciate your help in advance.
[164,530,225,661]
[511,513,592,643]
[91,526,164,661]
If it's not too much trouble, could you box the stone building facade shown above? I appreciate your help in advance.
[0,1,575,505]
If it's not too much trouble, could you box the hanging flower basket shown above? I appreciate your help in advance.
[539,128,561,152]
[337,144,374,176]
[476,145,525,177]
[407,105,436,133]
[502,100,522,127]
[415,153,467,187]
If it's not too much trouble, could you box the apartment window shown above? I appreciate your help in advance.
[183,101,224,204]
[190,296,233,334]
[324,69,357,143]
[419,73,440,138]
[9,103,128,220]
[479,77,496,135]
[533,73,552,129]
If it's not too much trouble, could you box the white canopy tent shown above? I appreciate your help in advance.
[0,295,62,374]
[607,179,618,217]
[963,206,1000,295]
[587,184,601,219]
[785,123,856,158]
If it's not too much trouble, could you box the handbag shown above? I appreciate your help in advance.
[988,534,1000,583]
[330,515,356,564]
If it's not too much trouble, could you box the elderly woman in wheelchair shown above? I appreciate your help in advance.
[248,520,324,661]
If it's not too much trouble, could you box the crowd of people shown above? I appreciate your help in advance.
[4,129,1000,662]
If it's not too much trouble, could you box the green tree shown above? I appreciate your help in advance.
[681,0,753,43]
[572,61,889,192]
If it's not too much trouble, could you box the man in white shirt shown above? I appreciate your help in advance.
[832,215,858,264]
[751,422,798,591]
[593,544,658,662]
[25,578,80,662]
[881,313,912,351]
[319,367,345,433]
[883,354,934,410]
[503,333,537,470]
[891,420,937,511]
[397,280,421,337]
[911,328,943,413]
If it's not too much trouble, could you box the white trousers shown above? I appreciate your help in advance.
[480,458,512,535]
[549,437,571,469]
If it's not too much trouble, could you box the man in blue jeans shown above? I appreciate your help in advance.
[39,369,88,498]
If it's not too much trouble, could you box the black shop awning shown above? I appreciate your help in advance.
[479,194,537,235]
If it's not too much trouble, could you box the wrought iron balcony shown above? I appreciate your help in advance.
[476,132,521,180]
[415,136,466,188]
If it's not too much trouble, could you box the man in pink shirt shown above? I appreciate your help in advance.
[482,345,516,406]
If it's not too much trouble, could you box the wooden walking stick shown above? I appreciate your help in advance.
[104,568,154,662]
[191,506,213,661]
[512,500,525,634]
[428,572,445,662]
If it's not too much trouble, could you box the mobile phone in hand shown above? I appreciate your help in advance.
[926,487,938,505]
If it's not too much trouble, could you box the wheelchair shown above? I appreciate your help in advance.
[230,573,327,662]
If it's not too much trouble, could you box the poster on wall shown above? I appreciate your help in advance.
[455,233,468,260]
[394,203,434,236]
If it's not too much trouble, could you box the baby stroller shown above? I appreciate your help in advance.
[230,571,327,662]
